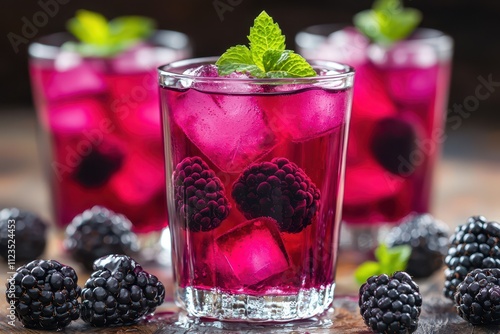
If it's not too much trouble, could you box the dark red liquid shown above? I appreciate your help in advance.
[161,85,351,295]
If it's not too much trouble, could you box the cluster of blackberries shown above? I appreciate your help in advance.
[359,215,500,333]
[443,216,500,325]
[6,255,164,330]
[173,156,321,234]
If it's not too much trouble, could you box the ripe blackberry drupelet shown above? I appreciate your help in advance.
[5,260,81,330]
[173,156,230,232]
[454,268,500,325]
[0,208,47,263]
[359,271,422,334]
[385,214,449,278]
[80,255,165,327]
[444,216,500,299]
[232,157,320,233]
[64,206,139,271]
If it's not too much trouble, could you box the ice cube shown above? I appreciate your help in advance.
[351,63,398,121]
[109,43,157,74]
[172,90,277,173]
[46,54,107,101]
[343,160,405,205]
[184,64,219,78]
[385,66,439,105]
[368,43,439,105]
[109,151,164,206]
[262,87,349,142]
[215,217,290,286]
[179,64,218,89]
[318,27,370,67]
[116,99,162,139]
[48,98,107,134]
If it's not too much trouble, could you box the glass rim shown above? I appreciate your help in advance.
[157,56,355,85]
[28,30,192,60]
[296,24,453,51]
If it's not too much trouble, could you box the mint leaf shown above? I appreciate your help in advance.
[354,0,422,45]
[67,10,110,45]
[109,16,156,44]
[263,50,316,78]
[216,45,257,75]
[216,11,315,79]
[248,11,286,70]
[355,261,381,285]
[355,243,412,285]
[65,10,156,57]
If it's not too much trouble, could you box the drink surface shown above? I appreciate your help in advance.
[161,73,351,295]
[307,27,451,225]
[30,42,182,232]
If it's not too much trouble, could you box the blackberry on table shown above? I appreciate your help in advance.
[173,156,230,232]
[385,214,449,278]
[0,208,47,263]
[5,259,81,330]
[359,271,422,334]
[80,254,165,327]
[64,206,139,271]
[232,157,320,233]
[444,216,500,299]
[454,268,500,325]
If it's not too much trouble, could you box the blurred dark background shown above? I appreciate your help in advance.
[0,0,499,127]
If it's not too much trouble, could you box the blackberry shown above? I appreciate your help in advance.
[80,255,165,326]
[385,214,449,278]
[0,208,47,263]
[64,206,139,271]
[232,157,320,233]
[73,141,124,188]
[5,259,81,330]
[444,216,500,299]
[359,271,422,334]
[370,117,417,176]
[454,268,500,325]
[173,156,230,232]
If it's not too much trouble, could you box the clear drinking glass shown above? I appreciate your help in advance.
[29,31,192,235]
[297,25,453,253]
[159,57,354,321]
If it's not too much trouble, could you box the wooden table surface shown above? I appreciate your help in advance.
[1,109,500,333]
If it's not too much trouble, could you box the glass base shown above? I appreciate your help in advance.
[176,284,335,322]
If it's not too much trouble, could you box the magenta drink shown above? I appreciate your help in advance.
[160,56,353,321]
[297,25,452,239]
[29,29,191,233]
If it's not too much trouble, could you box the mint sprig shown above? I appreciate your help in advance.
[354,243,411,285]
[216,11,316,78]
[354,0,422,46]
[64,10,156,57]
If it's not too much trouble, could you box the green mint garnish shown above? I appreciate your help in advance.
[354,0,422,46]
[216,11,316,78]
[354,243,411,285]
[64,10,156,57]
